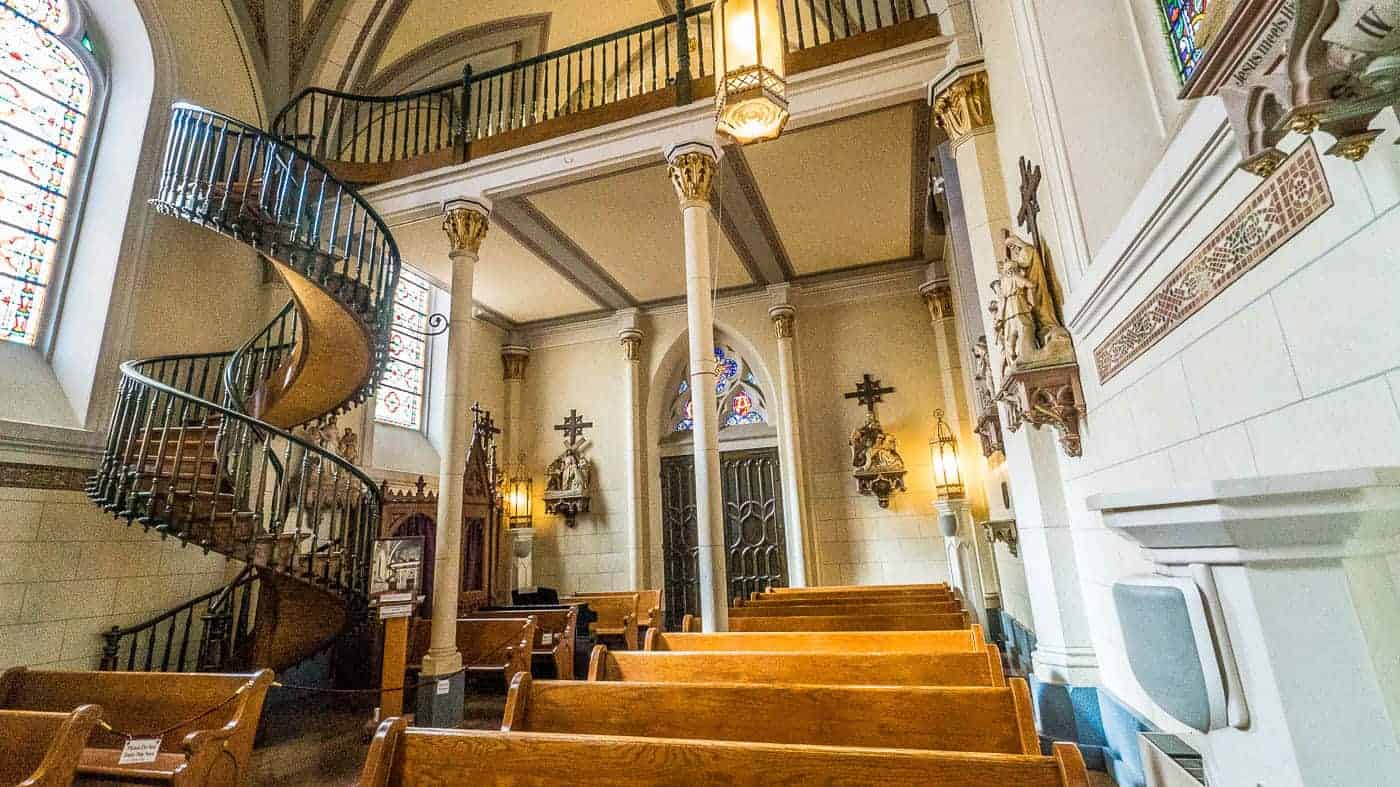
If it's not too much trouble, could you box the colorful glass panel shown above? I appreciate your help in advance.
[731,390,753,417]
[375,267,431,430]
[0,0,89,345]
[669,343,768,433]
[1159,0,1210,83]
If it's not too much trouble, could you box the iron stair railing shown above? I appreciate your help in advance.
[88,102,401,669]
[100,566,259,673]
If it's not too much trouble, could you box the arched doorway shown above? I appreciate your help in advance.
[658,341,788,629]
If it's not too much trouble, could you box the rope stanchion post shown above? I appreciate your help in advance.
[381,613,411,718]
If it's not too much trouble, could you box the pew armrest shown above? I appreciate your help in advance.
[623,614,638,651]
[357,718,409,787]
[173,719,241,787]
[645,606,661,631]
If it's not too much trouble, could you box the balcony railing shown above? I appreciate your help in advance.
[270,0,937,181]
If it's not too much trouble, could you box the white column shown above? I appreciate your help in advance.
[935,498,988,633]
[766,288,811,587]
[617,310,646,590]
[421,198,490,687]
[500,344,529,466]
[931,67,1097,684]
[667,141,728,632]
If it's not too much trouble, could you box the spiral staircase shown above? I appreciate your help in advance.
[87,102,400,675]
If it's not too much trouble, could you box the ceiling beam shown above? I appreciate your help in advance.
[491,198,640,311]
[712,147,794,285]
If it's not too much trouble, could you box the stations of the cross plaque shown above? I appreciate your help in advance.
[554,409,593,447]
[844,373,896,415]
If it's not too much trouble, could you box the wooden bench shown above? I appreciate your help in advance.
[571,590,662,631]
[408,617,536,687]
[0,706,102,787]
[503,672,1039,754]
[729,611,972,632]
[644,626,985,652]
[357,718,1090,787]
[469,607,577,679]
[0,667,273,787]
[768,582,949,594]
[731,600,965,617]
[749,587,956,603]
[561,594,638,649]
[587,644,1004,687]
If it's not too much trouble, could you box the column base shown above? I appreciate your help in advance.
[412,668,465,728]
[1027,676,1155,787]
[1031,643,1100,686]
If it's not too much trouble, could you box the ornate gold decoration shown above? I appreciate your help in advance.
[769,304,795,339]
[443,202,490,255]
[931,71,993,146]
[1240,149,1287,177]
[1326,130,1383,162]
[501,347,530,381]
[920,280,954,321]
[619,329,643,361]
[668,150,718,205]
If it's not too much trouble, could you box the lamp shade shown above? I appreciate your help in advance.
[713,0,789,144]
[930,409,964,499]
[506,454,532,527]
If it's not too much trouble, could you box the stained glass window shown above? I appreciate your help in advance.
[668,342,769,433]
[1159,0,1210,83]
[375,267,431,430]
[1,0,93,345]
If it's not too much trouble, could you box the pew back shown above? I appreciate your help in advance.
[588,645,1005,687]
[644,627,984,652]
[750,588,955,603]
[729,611,971,632]
[358,720,1090,787]
[469,609,575,678]
[572,590,662,629]
[0,667,272,787]
[562,594,638,649]
[503,673,1038,754]
[0,706,102,787]
[769,583,948,594]
[730,601,965,617]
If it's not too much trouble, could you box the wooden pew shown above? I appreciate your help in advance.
[587,644,1005,687]
[0,705,102,787]
[469,607,577,679]
[749,587,956,603]
[644,626,985,652]
[0,667,273,787]
[730,600,965,617]
[730,611,972,632]
[572,589,662,631]
[561,593,638,649]
[768,582,948,594]
[357,718,1091,787]
[408,617,536,687]
[503,672,1039,754]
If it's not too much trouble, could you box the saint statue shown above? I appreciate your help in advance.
[546,439,591,496]
[849,413,905,474]
[989,230,1072,378]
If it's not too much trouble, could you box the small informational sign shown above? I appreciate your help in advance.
[370,536,424,605]
[118,738,162,765]
[436,679,451,696]
[378,603,413,619]
[541,632,554,646]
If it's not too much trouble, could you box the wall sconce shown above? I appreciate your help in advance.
[930,409,964,500]
[713,0,789,144]
[506,454,532,528]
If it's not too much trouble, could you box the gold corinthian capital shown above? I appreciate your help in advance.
[668,150,718,205]
[443,201,490,256]
[932,71,993,147]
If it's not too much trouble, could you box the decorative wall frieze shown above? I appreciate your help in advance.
[501,345,530,381]
[443,199,491,255]
[931,70,993,148]
[1094,140,1333,383]
[0,461,91,491]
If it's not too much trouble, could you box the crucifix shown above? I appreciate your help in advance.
[844,374,896,416]
[471,402,501,437]
[554,409,593,447]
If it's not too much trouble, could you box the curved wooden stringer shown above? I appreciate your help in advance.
[87,103,400,673]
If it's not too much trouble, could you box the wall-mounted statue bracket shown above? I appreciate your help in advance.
[544,409,594,527]
[844,374,907,508]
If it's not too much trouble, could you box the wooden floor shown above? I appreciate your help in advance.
[248,688,1119,785]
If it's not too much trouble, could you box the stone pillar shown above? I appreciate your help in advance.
[766,285,810,587]
[500,344,529,466]
[935,497,989,634]
[416,198,488,727]
[666,141,728,632]
[617,309,646,590]
[931,67,1098,686]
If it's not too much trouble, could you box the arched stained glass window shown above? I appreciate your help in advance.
[375,266,431,430]
[1,0,96,345]
[1158,0,1211,84]
[667,343,769,433]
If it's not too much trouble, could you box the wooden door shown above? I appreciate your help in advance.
[660,448,788,630]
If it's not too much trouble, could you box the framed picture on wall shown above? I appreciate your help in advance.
[370,536,424,604]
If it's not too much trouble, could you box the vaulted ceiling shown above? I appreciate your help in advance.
[390,101,936,328]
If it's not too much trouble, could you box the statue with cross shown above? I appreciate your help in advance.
[544,409,594,526]
[844,374,907,508]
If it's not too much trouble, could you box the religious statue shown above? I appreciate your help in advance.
[971,336,1005,458]
[543,409,594,527]
[989,229,1073,383]
[844,375,907,509]
[337,427,360,466]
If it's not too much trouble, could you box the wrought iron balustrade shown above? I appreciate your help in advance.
[781,0,935,51]
[100,566,259,673]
